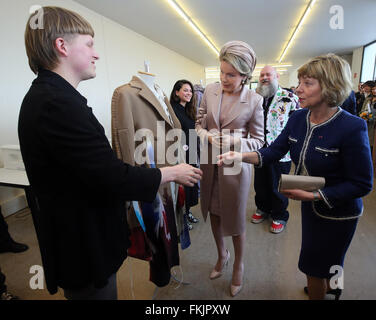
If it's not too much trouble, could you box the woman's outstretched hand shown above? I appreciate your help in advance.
[217,151,242,166]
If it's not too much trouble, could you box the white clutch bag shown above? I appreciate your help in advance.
[278,174,325,192]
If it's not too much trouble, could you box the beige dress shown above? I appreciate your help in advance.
[209,94,240,216]
[196,83,264,236]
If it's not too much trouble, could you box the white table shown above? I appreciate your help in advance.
[0,168,39,221]
[0,168,29,188]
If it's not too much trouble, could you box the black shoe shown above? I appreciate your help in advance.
[187,222,193,230]
[303,286,342,300]
[0,291,19,300]
[0,240,29,254]
[188,212,199,223]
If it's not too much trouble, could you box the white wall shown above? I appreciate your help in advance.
[278,74,291,88]
[341,54,353,68]
[0,0,205,147]
[352,46,364,90]
[287,53,358,90]
[0,0,205,213]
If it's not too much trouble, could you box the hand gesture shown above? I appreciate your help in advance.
[160,164,202,187]
[217,151,242,166]
[195,107,206,123]
[280,189,314,201]
[210,134,240,149]
[173,164,203,187]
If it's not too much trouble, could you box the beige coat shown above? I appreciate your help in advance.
[111,76,182,168]
[111,76,183,229]
[196,82,264,236]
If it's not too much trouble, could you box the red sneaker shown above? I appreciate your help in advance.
[270,220,286,234]
[251,211,266,224]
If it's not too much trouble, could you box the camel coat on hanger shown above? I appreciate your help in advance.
[196,82,264,236]
[111,76,185,286]
[111,76,182,168]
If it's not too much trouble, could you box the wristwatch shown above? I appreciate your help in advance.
[312,191,320,201]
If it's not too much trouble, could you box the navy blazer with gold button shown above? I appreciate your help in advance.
[257,107,373,220]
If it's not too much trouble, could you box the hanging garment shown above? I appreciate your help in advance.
[111,77,185,286]
[193,84,205,114]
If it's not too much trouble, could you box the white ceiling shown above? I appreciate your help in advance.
[75,0,376,67]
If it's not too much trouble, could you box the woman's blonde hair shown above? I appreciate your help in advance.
[298,53,352,107]
[25,6,94,74]
[219,41,257,85]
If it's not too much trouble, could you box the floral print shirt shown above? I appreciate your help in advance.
[265,87,300,162]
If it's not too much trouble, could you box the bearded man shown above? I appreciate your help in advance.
[252,66,299,233]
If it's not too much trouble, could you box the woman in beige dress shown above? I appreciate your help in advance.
[195,41,264,296]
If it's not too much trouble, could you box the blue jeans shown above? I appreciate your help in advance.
[254,160,291,222]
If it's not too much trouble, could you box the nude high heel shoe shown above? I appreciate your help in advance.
[230,263,244,297]
[230,283,243,297]
[209,250,230,280]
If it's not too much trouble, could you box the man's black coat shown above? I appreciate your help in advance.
[18,70,161,294]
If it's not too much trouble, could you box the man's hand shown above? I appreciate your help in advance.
[174,164,202,186]
[160,164,202,187]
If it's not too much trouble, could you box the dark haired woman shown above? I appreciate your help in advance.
[170,80,200,229]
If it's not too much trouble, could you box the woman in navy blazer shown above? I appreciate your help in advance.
[218,54,373,300]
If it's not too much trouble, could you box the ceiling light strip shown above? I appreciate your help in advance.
[165,0,220,56]
[278,0,317,63]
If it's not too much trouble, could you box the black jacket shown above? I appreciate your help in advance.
[170,100,199,165]
[18,70,161,294]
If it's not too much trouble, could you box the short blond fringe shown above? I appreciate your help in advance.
[298,53,352,107]
[25,6,94,74]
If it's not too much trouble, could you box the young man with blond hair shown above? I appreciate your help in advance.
[19,6,201,300]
